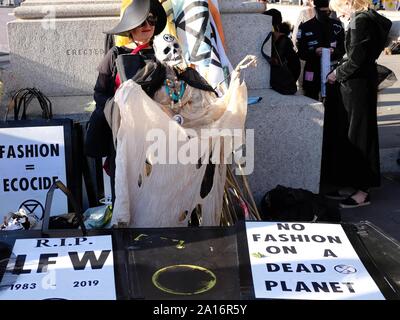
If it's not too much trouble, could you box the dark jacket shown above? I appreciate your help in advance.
[296,17,345,95]
[85,46,153,158]
[336,9,392,82]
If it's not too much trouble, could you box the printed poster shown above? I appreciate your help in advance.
[0,235,116,300]
[246,221,385,300]
[0,126,68,219]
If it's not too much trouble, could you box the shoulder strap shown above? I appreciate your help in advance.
[272,39,284,66]
[261,32,273,64]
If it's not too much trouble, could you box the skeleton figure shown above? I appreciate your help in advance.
[153,34,185,67]
[152,33,221,128]
[107,41,256,227]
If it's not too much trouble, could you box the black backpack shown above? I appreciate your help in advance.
[261,32,298,95]
[260,185,340,222]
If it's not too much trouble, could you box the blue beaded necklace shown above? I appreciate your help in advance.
[164,79,185,102]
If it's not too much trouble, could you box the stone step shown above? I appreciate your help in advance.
[378,121,400,149]
[0,94,93,121]
[380,147,400,173]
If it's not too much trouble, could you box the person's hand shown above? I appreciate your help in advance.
[327,70,336,84]
[330,48,334,54]
[315,47,323,56]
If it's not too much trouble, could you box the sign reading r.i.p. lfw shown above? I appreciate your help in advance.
[246,222,385,300]
[0,126,68,218]
[0,235,116,300]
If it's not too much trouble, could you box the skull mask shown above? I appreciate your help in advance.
[153,34,184,66]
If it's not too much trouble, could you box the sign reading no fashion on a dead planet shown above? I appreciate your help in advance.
[245,222,385,300]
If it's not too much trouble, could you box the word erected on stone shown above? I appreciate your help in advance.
[66,48,105,56]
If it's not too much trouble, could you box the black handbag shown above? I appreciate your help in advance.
[261,32,297,95]
[42,180,87,235]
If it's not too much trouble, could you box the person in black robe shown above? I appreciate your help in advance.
[325,0,392,208]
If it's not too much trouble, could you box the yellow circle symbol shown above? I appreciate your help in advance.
[152,264,217,295]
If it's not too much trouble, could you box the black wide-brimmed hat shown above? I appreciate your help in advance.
[105,0,167,37]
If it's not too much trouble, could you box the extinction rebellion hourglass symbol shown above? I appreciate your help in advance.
[19,200,45,221]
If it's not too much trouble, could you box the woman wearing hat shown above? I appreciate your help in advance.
[85,0,167,203]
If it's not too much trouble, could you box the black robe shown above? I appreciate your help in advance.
[322,9,391,189]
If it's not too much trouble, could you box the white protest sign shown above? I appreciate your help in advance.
[246,221,385,300]
[101,157,112,205]
[0,126,68,219]
[0,235,116,300]
[320,47,331,98]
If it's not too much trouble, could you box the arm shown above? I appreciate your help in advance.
[331,24,345,61]
[336,15,370,82]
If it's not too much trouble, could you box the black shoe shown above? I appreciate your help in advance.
[325,190,348,200]
[339,193,371,209]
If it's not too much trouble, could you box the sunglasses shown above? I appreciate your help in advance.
[139,15,157,27]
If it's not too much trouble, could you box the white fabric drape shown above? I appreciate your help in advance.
[110,70,247,227]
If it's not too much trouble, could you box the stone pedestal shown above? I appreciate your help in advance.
[1,0,324,205]
[246,89,324,204]
[2,0,270,97]
[2,0,120,96]
[219,0,270,90]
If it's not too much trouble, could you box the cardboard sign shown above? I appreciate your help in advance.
[0,125,69,219]
[246,222,385,300]
[0,235,116,300]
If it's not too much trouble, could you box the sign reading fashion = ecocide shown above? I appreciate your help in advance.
[0,126,68,219]
[0,235,116,300]
[245,221,385,300]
